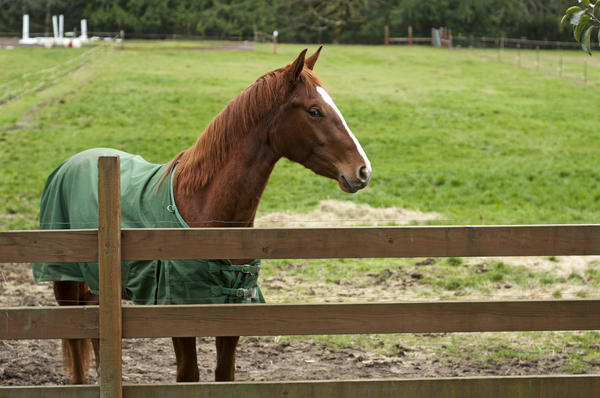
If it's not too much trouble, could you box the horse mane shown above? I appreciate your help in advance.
[163,66,323,195]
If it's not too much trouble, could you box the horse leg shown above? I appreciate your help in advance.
[172,337,199,382]
[53,281,94,384]
[215,336,240,381]
[80,289,100,371]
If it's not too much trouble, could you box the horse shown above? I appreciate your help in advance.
[33,46,371,384]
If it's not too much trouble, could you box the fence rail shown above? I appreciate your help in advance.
[1,156,600,397]
[3,224,599,263]
[384,25,451,48]
[3,300,600,340]
[3,376,600,398]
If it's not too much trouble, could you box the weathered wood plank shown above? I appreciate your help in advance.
[0,306,98,339]
[97,156,122,398]
[3,376,597,398]
[122,224,600,260]
[389,37,432,43]
[121,300,600,337]
[2,225,600,263]
[119,376,600,398]
[4,300,600,340]
[0,230,97,263]
[0,385,98,398]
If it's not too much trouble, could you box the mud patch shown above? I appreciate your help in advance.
[2,264,600,385]
[2,202,600,385]
[256,199,441,227]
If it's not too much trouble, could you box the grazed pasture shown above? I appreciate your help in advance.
[1,42,599,384]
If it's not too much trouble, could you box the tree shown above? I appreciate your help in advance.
[305,0,368,43]
[562,0,600,54]
[195,0,275,39]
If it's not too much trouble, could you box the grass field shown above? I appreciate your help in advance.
[1,41,600,377]
[1,42,600,229]
[466,47,600,86]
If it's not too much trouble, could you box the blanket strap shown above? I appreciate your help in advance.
[226,264,261,274]
[211,286,258,302]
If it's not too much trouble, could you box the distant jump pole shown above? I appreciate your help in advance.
[52,15,58,40]
[59,15,64,40]
[81,19,88,41]
[273,30,278,54]
[22,14,29,40]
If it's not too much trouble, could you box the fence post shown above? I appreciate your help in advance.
[384,25,389,45]
[559,52,563,78]
[408,25,412,45]
[98,155,122,398]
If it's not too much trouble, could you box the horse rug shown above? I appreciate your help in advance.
[33,148,265,305]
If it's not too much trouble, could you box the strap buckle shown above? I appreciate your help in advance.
[234,287,258,300]
[240,264,260,274]
[235,288,252,299]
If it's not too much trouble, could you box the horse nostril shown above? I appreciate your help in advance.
[358,166,371,183]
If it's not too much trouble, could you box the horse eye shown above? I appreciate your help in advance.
[307,108,322,118]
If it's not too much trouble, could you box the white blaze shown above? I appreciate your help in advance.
[316,86,371,172]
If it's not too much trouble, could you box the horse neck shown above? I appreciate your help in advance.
[173,124,279,228]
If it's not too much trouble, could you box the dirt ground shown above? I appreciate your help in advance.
[2,260,594,386]
[2,201,599,385]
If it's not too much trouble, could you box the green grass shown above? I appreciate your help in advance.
[466,48,600,85]
[0,44,110,104]
[0,48,82,82]
[2,42,600,375]
[1,43,600,229]
[266,330,600,374]
[260,256,600,301]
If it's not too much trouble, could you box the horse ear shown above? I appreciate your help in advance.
[305,45,323,70]
[287,48,307,82]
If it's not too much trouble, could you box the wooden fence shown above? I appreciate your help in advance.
[1,155,600,397]
[384,26,452,48]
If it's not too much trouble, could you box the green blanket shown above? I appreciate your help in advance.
[33,148,264,305]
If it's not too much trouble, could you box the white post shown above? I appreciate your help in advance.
[52,15,58,39]
[22,14,30,40]
[81,19,88,40]
[59,15,64,39]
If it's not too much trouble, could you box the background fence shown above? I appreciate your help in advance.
[385,25,451,47]
[1,156,600,397]
[456,36,600,86]
[385,26,600,87]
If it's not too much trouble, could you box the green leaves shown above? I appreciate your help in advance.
[575,15,591,41]
[566,6,583,16]
[562,1,600,55]
[582,26,594,54]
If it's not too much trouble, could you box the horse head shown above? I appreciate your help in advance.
[272,47,372,193]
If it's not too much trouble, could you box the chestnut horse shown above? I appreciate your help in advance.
[50,47,371,383]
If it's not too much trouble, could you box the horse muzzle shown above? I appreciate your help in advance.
[339,165,371,193]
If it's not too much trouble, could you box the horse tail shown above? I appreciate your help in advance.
[62,338,93,384]
[54,281,96,384]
